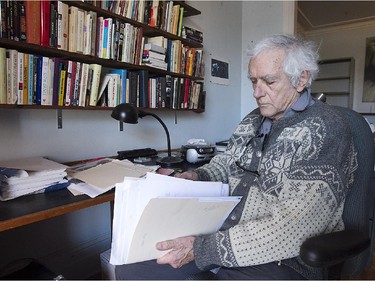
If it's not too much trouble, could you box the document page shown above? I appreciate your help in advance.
[109,173,241,265]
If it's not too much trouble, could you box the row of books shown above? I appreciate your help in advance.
[99,71,205,110]
[0,48,103,106]
[85,0,185,36]
[0,47,205,110]
[0,1,204,75]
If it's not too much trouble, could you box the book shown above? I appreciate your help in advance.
[138,70,149,108]
[0,47,6,104]
[88,64,102,106]
[78,63,89,106]
[144,43,166,54]
[40,0,51,47]
[68,6,78,52]
[57,1,69,50]
[110,69,127,104]
[109,172,241,265]
[16,51,24,104]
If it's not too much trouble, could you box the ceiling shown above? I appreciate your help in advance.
[297,1,375,32]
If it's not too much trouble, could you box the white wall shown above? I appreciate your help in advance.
[240,1,291,118]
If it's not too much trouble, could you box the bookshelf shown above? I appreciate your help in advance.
[0,0,205,113]
[311,58,354,108]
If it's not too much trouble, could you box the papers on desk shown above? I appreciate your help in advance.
[0,157,68,201]
[110,172,241,265]
[67,159,159,198]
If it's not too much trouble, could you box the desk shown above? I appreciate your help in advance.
[0,159,206,232]
[0,189,114,232]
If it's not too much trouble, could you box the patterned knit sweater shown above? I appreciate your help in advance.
[193,101,358,279]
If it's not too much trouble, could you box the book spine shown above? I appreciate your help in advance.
[88,64,102,106]
[0,47,6,104]
[64,60,73,106]
[19,1,26,41]
[17,51,23,104]
[22,52,28,104]
[40,0,51,47]
[72,61,81,106]
[27,53,34,104]
[25,0,41,45]
[58,66,66,106]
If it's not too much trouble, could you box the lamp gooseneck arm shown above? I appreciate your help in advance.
[139,112,171,157]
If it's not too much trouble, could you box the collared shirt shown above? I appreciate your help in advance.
[259,88,315,137]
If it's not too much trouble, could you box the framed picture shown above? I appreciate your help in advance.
[209,54,230,85]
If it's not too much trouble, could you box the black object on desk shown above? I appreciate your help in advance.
[117,148,158,160]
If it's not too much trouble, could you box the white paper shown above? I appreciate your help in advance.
[109,173,240,265]
[0,156,67,171]
[71,159,158,190]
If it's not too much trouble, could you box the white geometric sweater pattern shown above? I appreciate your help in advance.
[193,104,358,273]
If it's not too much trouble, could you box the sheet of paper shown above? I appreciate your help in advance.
[109,173,240,265]
[71,160,158,190]
[126,197,241,264]
[0,156,67,171]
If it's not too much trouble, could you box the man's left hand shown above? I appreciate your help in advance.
[156,236,196,268]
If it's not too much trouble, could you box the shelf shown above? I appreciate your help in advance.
[0,1,205,116]
[0,104,204,113]
[64,1,203,49]
[0,39,203,80]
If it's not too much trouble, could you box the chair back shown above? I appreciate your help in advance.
[333,106,374,276]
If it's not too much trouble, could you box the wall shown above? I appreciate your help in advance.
[240,1,293,118]
[304,21,375,122]
[0,1,244,279]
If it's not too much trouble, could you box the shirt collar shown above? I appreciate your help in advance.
[284,88,314,117]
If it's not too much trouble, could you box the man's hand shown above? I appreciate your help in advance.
[156,236,196,268]
[174,170,199,181]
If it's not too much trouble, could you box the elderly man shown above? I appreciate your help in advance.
[115,34,358,280]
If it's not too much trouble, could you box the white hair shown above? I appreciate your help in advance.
[248,34,319,88]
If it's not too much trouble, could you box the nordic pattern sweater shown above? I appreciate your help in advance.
[193,101,358,279]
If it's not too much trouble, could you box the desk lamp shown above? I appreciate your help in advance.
[111,103,183,166]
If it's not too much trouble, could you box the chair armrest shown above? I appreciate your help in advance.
[300,230,370,268]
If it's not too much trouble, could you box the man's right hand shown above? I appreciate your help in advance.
[174,170,199,181]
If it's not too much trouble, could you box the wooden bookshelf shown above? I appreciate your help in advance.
[0,0,205,112]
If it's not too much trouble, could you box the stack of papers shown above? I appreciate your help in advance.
[110,172,241,265]
[0,157,68,201]
[67,159,159,198]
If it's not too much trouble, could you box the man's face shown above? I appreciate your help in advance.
[248,49,300,121]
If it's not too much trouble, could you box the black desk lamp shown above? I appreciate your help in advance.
[111,103,183,166]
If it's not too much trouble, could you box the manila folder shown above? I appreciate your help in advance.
[125,197,240,264]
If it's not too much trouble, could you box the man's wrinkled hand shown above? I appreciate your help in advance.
[156,236,196,268]
[174,170,199,181]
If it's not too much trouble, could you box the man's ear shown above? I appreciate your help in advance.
[296,71,311,92]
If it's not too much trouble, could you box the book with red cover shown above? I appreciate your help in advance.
[40,0,51,47]
[25,0,41,45]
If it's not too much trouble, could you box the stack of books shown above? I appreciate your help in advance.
[142,43,167,70]
[182,26,203,44]
[0,157,68,201]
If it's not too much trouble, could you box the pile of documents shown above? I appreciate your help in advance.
[67,158,159,198]
[110,172,241,265]
[0,157,68,201]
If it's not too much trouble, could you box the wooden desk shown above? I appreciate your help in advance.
[0,159,206,232]
[0,189,114,232]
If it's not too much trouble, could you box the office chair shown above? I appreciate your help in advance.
[300,105,375,279]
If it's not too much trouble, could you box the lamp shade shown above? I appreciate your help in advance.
[111,103,139,124]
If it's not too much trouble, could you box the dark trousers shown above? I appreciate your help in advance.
[115,260,306,280]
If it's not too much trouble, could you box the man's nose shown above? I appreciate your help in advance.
[253,84,264,98]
